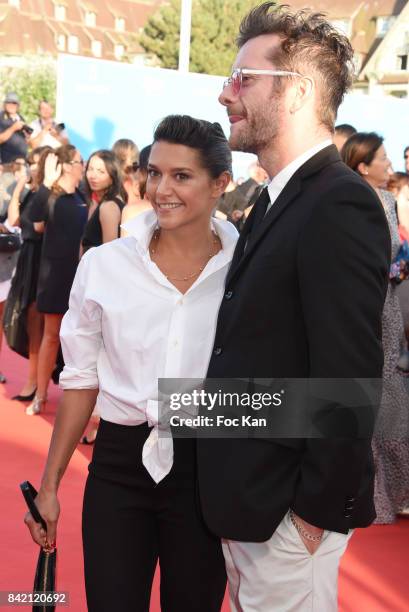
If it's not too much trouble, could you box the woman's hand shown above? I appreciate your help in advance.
[15,174,28,194]
[43,153,62,189]
[231,210,244,222]
[24,488,60,550]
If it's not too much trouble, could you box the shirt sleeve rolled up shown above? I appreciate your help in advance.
[59,252,102,390]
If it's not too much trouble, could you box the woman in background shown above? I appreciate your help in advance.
[342,132,409,523]
[80,150,124,443]
[26,145,87,415]
[0,156,33,383]
[388,172,409,241]
[120,145,152,236]
[0,220,20,384]
[81,150,124,254]
[6,146,51,400]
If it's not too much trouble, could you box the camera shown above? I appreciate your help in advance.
[22,124,34,135]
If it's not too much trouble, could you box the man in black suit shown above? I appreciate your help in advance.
[197,3,390,610]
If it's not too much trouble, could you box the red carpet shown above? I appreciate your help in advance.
[1,343,408,611]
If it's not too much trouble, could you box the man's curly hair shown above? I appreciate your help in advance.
[237,2,355,131]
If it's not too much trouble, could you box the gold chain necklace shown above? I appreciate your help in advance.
[149,229,219,282]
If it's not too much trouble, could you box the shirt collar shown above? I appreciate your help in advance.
[268,139,332,204]
[121,208,238,263]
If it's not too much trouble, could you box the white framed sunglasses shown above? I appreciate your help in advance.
[223,68,304,95]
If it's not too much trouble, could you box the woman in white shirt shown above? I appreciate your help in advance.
[24,115,238,611]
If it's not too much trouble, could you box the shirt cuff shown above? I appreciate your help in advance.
[59,367,99,390]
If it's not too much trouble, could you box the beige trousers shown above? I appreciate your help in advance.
[223,511,353,612]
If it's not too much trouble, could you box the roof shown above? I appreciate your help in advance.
[351,30,368,53]
[367,0,407,16]
[0,0,164,61]
[287,0,406,18]
[378,73,409,83]
[0,8,55,55]
[286,1,363,19]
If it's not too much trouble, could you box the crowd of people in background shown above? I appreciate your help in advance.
[1,89,409,525]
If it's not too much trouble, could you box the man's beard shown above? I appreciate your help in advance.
[229,99,282,154]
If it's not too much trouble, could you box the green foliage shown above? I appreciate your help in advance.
[140,0,258,75]
[140,0,181,70]
[0,61,56,122]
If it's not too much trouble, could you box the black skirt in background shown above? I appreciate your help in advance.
[3,239,43,358]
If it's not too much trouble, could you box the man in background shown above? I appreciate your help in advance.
[0,93,28,164]
[236,160,269,202]
[333,123,357,151]
[29,100,69,149]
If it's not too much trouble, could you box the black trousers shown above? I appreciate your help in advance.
[82,420,226,612]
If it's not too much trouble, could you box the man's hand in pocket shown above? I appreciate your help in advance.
[292,512,324,554]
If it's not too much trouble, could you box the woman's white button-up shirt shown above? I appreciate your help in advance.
[59,209,238,482]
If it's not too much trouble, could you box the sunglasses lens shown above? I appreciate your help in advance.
[231,72,241,95]
[125,163,139,174]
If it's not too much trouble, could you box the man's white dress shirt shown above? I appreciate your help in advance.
[266,140,332,211]
[59,209,238,483]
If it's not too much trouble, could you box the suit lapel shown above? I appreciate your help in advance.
[226,176,301,285]
[226,145,341,286]
[227,187,270,275]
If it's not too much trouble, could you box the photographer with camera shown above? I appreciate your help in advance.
[0,92,29,164]
[29,100,69,150]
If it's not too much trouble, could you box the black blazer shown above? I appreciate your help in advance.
[196,146,391,541]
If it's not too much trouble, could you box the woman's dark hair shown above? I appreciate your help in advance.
[153,115,232,178]
[341,132,384,173]
[26,146,50,188]
[84,149,124,203]
[27,146,46,166]
[139,145,151,172]
[36,145,57,186]
[56,144,77,166]
[135,144,152,199]
[38,144,78,193]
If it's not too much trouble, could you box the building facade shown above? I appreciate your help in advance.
[0,0,163,63]
[278,0,409,97]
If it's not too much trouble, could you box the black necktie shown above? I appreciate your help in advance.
[241,187,270,255]
[250,187,270,231]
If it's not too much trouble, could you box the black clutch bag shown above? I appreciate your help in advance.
[20,481,57,612]
[0,230,21,253]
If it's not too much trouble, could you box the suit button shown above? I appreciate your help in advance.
[225,290,233,300]
[214,347,223,356]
